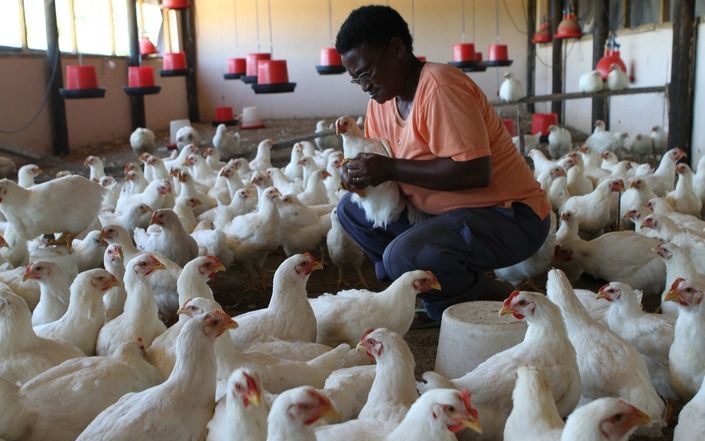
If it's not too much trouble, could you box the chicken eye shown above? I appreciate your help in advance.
[235,384,243,391]
[614,413,623,422]
[686,288,694,293]
[447,405,455,412]
[516,300,526,306]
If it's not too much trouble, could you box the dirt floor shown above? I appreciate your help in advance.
[15,118,672,440]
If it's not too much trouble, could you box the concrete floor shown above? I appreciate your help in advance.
[20,118,673,440]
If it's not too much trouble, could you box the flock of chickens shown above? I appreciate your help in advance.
[0,111,701,441]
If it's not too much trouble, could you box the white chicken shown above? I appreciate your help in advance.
[561,397,652,441]
[206,368,270,441]
[0,176,104,246]
[34,269,117,355]
[268,386,338,441]
[103,244,126,321]
[650,126,668,157]
[607,64,629,91]
[597,281,676,399]
[212,123,243,159]
[547,125,572,159]
[504,366,564,441]
[275,193,330,257]
[24,261,70,326]
[499,72,524,102]
[16,164,41,188]
[134,208,198,266]
[326,207,367,289]
[249,139,274,172]
[585,120,627,154]
[419,290,581,440]
[665,163,702,217]
[674,376,705,440]
[663,277,705,400]
[578,70,604,93]
[315,119,342,151]
[95,254,167,356]
[0,286,84,385]
[0,339,162,441]
[310,270,439,346]
[315,328,419,441]
[560,179,623,237]
[75,310,236,441]
[71,230,107,271]
[545,269,665,432]
[336,115,422,228]
[129,127,156,155]
[623,134,654,163]
[643,147,686,196]
[231,253,321,347]
[175,125,201,151]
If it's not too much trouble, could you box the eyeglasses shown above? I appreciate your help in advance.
[350,43,388,85]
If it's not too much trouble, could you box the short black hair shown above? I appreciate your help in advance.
[335,5,413,55]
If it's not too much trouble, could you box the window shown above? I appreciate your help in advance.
[4,0,180,57]
[570,0,705,32]
[0,0,23,48]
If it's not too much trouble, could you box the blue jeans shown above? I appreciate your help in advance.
[336,192,551,320]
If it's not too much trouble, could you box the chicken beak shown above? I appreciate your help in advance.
[596,285,611,301]
[428,272,441,291]
[498,305,515,317]
[322,404,341,421]
[146,258,166,275]
[246,388,261,407]
[0,235,7,248]
[104,275,120,290]
[459,416,483,434]
[22,266,34,281]
[663,289,682,303]
[218,316,238,334]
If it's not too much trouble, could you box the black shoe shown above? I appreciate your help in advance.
[410,310,441,329]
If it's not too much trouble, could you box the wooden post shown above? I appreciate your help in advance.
[592,0,609,130]
[527,0,537,115]
[550,0,563,119]
[182,7,200,123]
[126,0,146,129]
[668,0,696,157]
[45,0,69,155]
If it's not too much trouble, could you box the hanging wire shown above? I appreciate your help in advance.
[460,0,466,42]
[503,0,527,35]
[411,0,415,40]
[472,0,476,42]
[495,0,500,42]
[267,0,274,54]
[255,0,260,51]
[327,0,333,42]
[234,0,239,54]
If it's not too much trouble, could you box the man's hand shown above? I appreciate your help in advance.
[343,153,393,188]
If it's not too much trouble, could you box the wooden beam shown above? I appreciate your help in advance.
[181,7,200,123]
[526,0,537,114]
[592,0,610,129]
[490,85,668,107]
[550,0,563,119]
[126,0,146,129]
[667,0,696,157]
[45,0,69,156]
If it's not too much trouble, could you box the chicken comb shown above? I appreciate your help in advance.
[459,390,479,419]
[206,255,222,264]
[360,328,375,341]
[243,371,258,394]
[597,283,611,293]
[670,277,686,291]
[502,291,521,308]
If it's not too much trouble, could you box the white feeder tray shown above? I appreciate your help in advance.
[434,301,527,378]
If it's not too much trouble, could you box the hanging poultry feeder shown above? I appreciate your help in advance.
[224,57,247,79]
[595,34,627,80]
[554,7,582,39]
[484,44,513,67]
[316,48,346,75]
[162,0,189,9]
[241,53,271,84]
[60,65,106,99]
[139,36,158,56]
[448,43,486,72]
[124,66,161,95]
[212,106,238,127]
[160,52,188,76]
[532,16,552,43]
[252,59,296,94]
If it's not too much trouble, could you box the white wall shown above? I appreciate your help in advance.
[693,21,705,164]
[193,0,530,121]
[535,26,672,138]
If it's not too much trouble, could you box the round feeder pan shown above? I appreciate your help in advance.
[252,82,297,94]
[123,86,162,96]
[241,75,258,84]
[483,59,513,67]
[224,72,244,80]
[60,88,106,99]
[316,65,346,75]
[160,69,189,77]
[211,119,239,127]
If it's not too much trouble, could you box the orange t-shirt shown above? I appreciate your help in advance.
[364,62,550,219]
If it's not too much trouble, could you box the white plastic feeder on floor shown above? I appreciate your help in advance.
[434,301,527,378]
